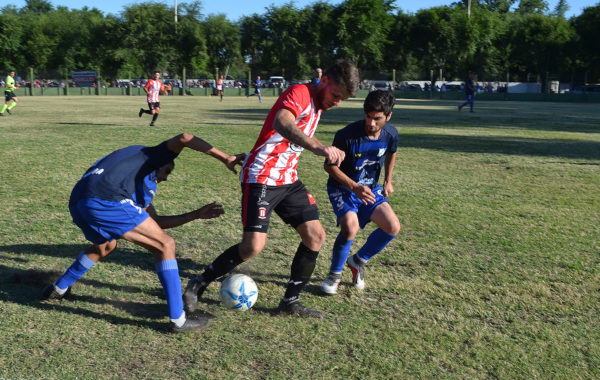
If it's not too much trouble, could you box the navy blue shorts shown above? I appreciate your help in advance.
[70,198,149,244]
[327,184,388,229]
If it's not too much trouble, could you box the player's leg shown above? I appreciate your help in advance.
[122,217,208,332]
[468,95,475,112]
[150,103,159,126]
[276,182,324,317]
[7,95,18,113]
[184,183,273,312]
[183,231,266,313]
[43,240,117,299]
[348,202,400,290]
[322,212,359,295]
[0,96,9,114]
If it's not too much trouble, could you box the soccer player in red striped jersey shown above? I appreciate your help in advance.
[139,71,165,126]
[184,61,360,317]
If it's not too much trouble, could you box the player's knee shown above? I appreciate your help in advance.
[383,219,401,236]
[341,224,359,240]
[239,240,264,260]
[307,226,326,250]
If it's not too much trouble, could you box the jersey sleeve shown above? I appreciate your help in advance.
[144,80,152,90]
[386,124,399,153]
[280,85,309,119]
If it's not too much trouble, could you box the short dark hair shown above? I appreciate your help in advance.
[324,60,359,97]
[364,90,395,116]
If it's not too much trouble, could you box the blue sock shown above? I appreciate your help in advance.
[156,259,184,320]
[55,251,96,290]
[356,228,395,262]
[330,233,354,273]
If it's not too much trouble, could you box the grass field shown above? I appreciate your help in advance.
[0,95,598,379]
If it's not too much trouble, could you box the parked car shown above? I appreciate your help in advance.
[372,81,393,91]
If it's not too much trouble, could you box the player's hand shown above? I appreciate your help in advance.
[225,153,246,174]
[383,181,394,197]
[353,184,376,205]
[320,146,345,167]
[194,202,224,219]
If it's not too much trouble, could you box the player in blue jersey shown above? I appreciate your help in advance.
[247,75,262,103]
[42,133,245,333]
[321,90,402,295]
[458,72,476,113]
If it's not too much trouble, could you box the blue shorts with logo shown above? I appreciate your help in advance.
[327,184,388,229]
[69,197,150,244]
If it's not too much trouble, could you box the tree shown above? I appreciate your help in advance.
[299,1,338,73]
[516,0,548,15]
[506,13,574,85]
[120,3,179,76]
[334,0,395,71]
[203,14,242,78]
[261,4,310,80]
[571,5,600,82]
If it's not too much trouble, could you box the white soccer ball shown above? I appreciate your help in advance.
[219,274,258,311]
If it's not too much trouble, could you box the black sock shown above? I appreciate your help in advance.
[144,109,152,114]
[152,113,158,122]
[283,243,319,302]
[201,244,243,284]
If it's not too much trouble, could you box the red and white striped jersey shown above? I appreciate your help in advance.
[145,79,163,103]
[241,84,322,186]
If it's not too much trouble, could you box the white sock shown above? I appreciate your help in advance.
[171,311,186,327]
[53,283,68,295]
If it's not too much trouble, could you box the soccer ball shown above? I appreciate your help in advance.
[219,274,258,311]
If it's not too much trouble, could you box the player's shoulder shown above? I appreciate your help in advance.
[335,120,363,139]
[383,122,398,137]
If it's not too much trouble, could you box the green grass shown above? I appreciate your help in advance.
[0,95,599,379]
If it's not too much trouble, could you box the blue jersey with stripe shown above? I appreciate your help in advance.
[327,120,398,189]
[69,142,177,206]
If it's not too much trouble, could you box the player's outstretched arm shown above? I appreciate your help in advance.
[324,163,375,205]
[273,109,345,166]
[166,133,245,174]
[146,202,225,230]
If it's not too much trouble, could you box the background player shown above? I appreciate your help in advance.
[247,75,262,103]
[458,72,476,113]
[321,90,401,295]
[42,133,245,333]
[1,70,19,116]
[217,75,224,102]
[184,61,360,318]
[139,70,164,126]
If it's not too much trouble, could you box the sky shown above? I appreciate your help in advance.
[5,0,598,19]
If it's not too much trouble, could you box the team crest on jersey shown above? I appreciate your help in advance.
[289,143,304,152]
[258,207,267,219]
[307,193,316,205]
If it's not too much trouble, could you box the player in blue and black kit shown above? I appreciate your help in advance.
[42,133,245,333]
[247,75,262,103]
[322,90,402,295]
[458,71,476,113]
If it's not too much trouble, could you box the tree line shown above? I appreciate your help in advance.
[1,0,599,85]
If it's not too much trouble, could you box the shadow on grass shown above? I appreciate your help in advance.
[0,265,169,331]
[1,264,216,331]
[0,243,208,276]
[398,133,600,160]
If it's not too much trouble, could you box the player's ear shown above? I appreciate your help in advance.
[386,112,392,122]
